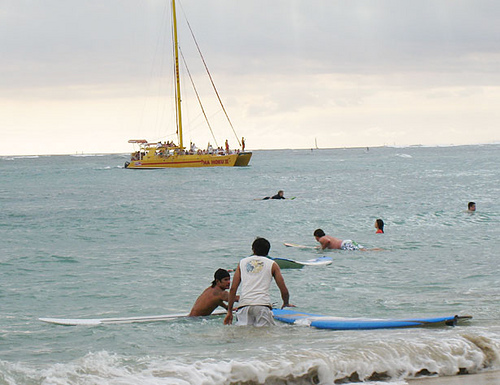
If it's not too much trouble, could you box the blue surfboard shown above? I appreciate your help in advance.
[272,309,472,330]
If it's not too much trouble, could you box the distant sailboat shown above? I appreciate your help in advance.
[311,137,319,151]
[125,0,251,169]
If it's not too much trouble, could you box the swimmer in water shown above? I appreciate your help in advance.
[262,190,286,200]
[313,229,384,251]
[313,229,362,250]
[375,219,384,234]
[189,269,238,316]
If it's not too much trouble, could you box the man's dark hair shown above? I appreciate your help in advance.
[252,237,271,256]
[211,268,230,287]
[313,229,325,237]
[468,202,476,210]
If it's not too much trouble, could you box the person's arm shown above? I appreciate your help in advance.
[272,262,294,309]
[319,238,329,250]
[224,265,241,325]
[219,292,239,310]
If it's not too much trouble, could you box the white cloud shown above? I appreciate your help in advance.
[1,0,499,155]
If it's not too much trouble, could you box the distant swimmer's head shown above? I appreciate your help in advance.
[313,229,325,238]
[252,237,271,256]
[468,202,476,212]
[278,190,284,197]
[375,219,384,233]
[212,268,230,287]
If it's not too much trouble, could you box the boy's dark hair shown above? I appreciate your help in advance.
[252,237,271,256]
[211,268,230,287]
[313,229,325,237]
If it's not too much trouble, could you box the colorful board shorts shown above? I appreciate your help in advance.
[340,240,362,251]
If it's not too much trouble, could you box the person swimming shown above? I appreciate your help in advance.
[312,229,385,251]
[189,269,237,317]
[262,190,286,200]
[375,219,384,234]
[313,229,363,250]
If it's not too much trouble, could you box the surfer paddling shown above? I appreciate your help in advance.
[224,237,294,326]
[258,190,296,201]
[313,229,383,251]
[262,190,286,200]
[189,269,238,317]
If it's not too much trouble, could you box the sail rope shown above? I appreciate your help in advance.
[179,6,242,147]
[170,12,180,142]
[179,48,219,147]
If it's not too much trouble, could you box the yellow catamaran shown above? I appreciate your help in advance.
[125,0,252,169]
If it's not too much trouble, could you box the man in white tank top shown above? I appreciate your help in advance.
[224,237,293,326]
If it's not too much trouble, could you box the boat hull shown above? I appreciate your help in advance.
[234,152,252,166]
[125,152,252,169]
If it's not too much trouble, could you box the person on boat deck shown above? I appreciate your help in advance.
[189,269,238,317]
[263,190,286,200]
[241,137,245,152]
[225,139,230,154]
[375,219,384,234]
[313,228,364,251]
[467,202,476,212]
[224,237,294,326]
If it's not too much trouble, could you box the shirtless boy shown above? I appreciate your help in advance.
[313,229,363,251]
[189,269,238,316]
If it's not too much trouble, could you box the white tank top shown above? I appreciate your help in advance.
[238,255,274,307]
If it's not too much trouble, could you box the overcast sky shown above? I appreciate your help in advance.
[1,0,499,155]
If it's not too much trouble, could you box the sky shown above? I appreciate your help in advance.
[1,0,499,156]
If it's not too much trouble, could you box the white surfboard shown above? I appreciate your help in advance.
[39,310,227,326]
[284,242,318,250]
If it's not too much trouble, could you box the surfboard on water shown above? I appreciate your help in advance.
[267,256,332,269]
[283,242,318,250]
[253,197,297,201]
[272,309,472,330]
[39,310,227,326]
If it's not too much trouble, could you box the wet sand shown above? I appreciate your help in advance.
[409,371,500,385]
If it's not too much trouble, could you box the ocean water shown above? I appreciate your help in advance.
[1,145,499,385]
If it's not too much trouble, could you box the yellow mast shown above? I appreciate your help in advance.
[172,0,183,149]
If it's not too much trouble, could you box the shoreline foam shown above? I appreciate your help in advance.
[409,371,500,385]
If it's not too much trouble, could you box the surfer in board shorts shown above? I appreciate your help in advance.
[313,229,363,250]
[189,269,238,317]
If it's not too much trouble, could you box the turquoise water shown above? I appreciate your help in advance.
[1,145,499,384]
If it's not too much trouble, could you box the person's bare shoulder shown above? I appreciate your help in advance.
[319,237,330,249]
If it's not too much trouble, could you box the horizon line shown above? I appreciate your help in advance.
[1,141,499,158]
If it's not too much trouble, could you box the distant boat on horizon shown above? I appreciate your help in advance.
[311,137,320,151]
